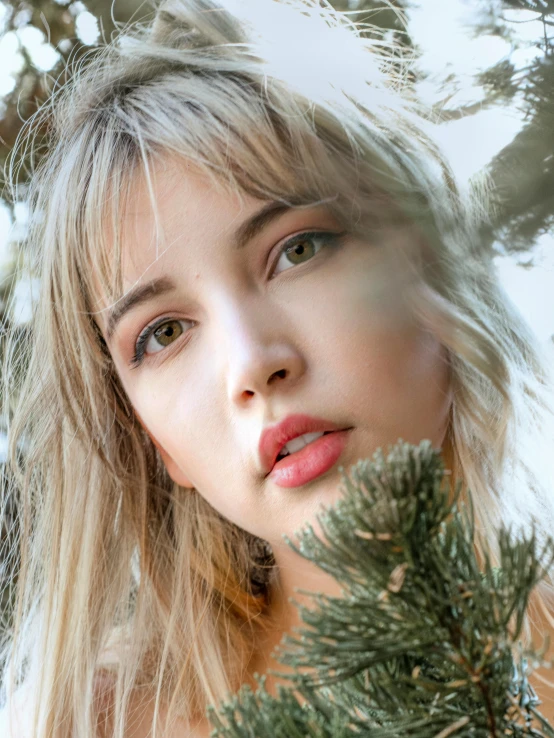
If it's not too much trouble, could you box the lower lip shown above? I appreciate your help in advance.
[268,429,352,488]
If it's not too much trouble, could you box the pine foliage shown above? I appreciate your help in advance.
[207,440,554,737]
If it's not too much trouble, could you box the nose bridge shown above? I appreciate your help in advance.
[216,291,304,403]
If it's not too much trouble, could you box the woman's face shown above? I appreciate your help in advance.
[99,159,453,551]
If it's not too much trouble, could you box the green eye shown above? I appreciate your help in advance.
[272,231,342,276]
[149,320,184,350]
[131,318,190,368]
[285,238,316,263]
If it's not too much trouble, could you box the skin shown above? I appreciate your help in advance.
[97,156,454,702]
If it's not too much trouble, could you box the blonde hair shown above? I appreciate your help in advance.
[2,0,554,735]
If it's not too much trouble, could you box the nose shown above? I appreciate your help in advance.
[222,302,306,407]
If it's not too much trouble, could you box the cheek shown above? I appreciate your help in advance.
[376,330,452,446]
[307,253,452,445]
[129,377,215,479]
[352,330,449,429]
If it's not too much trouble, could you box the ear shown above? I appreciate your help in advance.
[135,411,195,489]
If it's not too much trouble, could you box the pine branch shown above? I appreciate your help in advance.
[207,440,554,738]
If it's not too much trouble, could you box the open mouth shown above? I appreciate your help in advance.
[270,428,353,489]
[275,430,334,462]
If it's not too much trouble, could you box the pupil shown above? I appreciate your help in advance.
[153,321,183,347]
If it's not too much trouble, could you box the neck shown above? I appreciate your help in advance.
[246,545,344,696]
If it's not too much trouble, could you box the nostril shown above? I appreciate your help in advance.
[269,369,287,383]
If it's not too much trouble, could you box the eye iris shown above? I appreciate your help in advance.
[153,320,183,347]
[286,239,315,265]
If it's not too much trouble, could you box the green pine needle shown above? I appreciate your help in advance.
[208,440,554,738]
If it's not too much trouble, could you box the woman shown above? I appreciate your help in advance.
[1,0,554,735]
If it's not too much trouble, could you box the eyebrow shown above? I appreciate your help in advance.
[105,201,292,341]
[231,201,291,250]
[106,277,176,341]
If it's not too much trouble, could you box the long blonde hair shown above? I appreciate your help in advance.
[2,0,554,735]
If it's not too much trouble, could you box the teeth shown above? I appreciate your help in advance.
[278,431,325,458]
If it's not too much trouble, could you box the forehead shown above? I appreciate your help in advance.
[91,157,261,320]
[122,159,255,277]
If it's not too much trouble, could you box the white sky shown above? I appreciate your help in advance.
[406,0,554,347]
[0,0,552,348]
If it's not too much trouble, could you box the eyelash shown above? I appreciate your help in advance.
[130,229,345,368]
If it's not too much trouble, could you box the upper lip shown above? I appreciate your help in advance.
[259,413,351,476]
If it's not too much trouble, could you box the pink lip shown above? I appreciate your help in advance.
[269,428,352,488]
[259,413,349,476]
